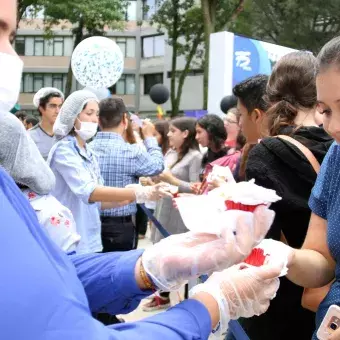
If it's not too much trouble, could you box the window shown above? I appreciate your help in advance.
[142,0,162,20]
[14,36,73,56]
[25,37,34,56]
[34,37,44,56]
[33,74,44,92]
[154,35,164,57]
[15,37,25,56]
[116,38,127,57]
[53,37,64,56]
[111,37,135,57]
[125,0,137,20]
[52,74,64,89]
[142,35,165,58]
[21,73,67,93]
[110,74,136,95]
[63,37,74,56]
[44,39,54,56]
[144,73,163,94]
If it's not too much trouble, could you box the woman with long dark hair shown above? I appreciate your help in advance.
[144,117,202,312]
[154,120,170,155]
[195,114,228,179]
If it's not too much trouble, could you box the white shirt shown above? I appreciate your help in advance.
[23,189,81,254]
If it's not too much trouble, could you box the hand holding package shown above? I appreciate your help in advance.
[190,263,282,337]
[126,183,172,203]
[142,206,275,291]
[244,239,294,276]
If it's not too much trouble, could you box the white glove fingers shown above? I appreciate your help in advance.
[266,277,280,300]
[252,207,275,243]
[185,233,219,247]
[233,214,254,256]
[193,240,231,274]
[249,263,283,281]
[253,300,270,316]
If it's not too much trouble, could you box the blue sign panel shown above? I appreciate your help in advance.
[232,35,272,87]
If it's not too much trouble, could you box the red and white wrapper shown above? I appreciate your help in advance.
[175,195,254,235]
[175,180,281,235]
[243,239,289,277]
[209,179,281,207]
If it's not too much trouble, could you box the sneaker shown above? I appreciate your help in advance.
[142,296,171,312]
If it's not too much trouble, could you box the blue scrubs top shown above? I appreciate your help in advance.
[0,167,211,340]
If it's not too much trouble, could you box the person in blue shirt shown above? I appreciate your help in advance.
[90,97,164,252]
[47,89,168,255]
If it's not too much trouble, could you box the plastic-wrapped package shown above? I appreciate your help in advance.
[142,207,275,291]
[175,179,281,235]
[244,239,292,276]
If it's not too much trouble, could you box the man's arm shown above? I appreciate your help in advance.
[70,250,153,315]
[135,137,164,177]
[0,169,212,340]
[71,250,213,340]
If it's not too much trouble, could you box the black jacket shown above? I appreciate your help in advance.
[240,126,333,340]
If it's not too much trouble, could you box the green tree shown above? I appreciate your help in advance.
[232,0,340,54]
[42,0,127,97]
[17,0,43,25]
[151,0,244,115]
[151,0,204,117]
[200,0,245,109]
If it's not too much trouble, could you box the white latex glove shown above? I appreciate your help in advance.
[126,183,172,203]
[142,206,275,291]
[258,238,295,271]
[190,263,282,337]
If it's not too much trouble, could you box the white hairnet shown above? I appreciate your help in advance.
[33,87,64,108]
[0,112,55,194]
[53,90,98,138]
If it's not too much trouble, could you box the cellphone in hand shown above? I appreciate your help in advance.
[317,305,340,340]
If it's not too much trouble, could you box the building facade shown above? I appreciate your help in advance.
[16,0,204,116]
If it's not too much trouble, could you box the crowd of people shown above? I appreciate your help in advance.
[3,0,340,339]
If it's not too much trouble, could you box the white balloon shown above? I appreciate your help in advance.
[83,87,110,101]
[72,36,124,88]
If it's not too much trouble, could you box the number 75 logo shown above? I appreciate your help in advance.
[235,51,252,71]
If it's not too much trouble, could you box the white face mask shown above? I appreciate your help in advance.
[0,52,24,112]
[74,119,98,141]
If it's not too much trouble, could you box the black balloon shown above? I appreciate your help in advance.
[149,84,170,105]
[220,95,238,113]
